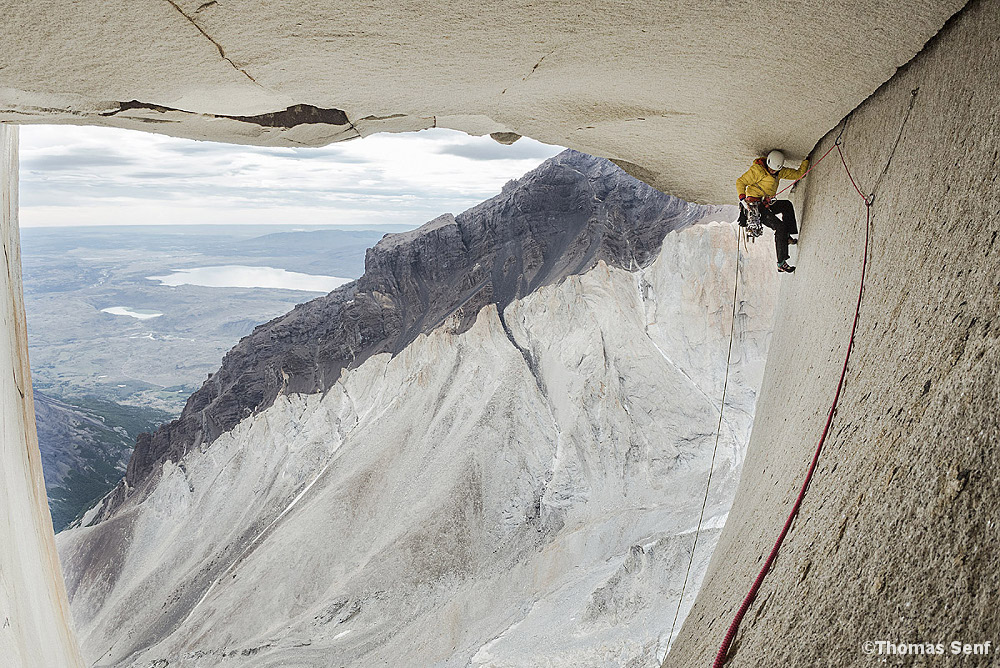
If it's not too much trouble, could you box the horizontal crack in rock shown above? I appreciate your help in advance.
[224,104,350,128]
[359,113,408,121]
[100,100,175,117]
[101,101,351,128]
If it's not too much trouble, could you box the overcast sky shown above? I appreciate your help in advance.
[19,126,564,228]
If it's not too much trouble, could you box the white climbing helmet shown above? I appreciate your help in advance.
[766,149,785,172]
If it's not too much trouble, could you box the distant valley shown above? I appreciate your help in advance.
[34,390,171,531]
[21,224,392,413]
[22,224,393,528]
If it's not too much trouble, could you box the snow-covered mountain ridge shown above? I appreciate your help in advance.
[58,153,777,666]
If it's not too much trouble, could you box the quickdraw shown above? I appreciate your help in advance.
[739,201,765,240]
[745,203,764,239]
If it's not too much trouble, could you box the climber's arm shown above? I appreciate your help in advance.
[736,167,754,199]
[778,159,809,181]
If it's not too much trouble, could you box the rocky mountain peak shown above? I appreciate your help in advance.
[100,150,721,520]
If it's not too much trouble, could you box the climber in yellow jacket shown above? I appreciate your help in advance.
[737,150,808,273]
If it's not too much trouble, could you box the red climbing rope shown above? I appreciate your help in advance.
[837,144,870,203]
[711,141,873,668]
[775,140,840,195]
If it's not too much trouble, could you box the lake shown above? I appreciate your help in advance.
[100,307,164,320]
[146,265,352,293]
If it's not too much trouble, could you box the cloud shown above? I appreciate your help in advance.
[18,125,565,228]
[122,170,195,180]
[285,147,373,163]
[21,153,138,171]
[437,140,563,161]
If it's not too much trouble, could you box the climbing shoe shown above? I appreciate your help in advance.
[788,236,798,245]
[777,261,796,273]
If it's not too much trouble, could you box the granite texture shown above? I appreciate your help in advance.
[0,0,966,202]
[665,0,1000,664]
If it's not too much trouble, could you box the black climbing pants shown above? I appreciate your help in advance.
[761,199,798,264]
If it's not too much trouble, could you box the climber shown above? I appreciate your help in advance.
[737,149,808,273]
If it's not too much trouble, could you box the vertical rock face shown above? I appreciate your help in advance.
[0,126,84,667]
[666,0,1000,665]
[57,154,778,666]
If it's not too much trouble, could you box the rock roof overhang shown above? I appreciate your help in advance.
[0,0,967,202]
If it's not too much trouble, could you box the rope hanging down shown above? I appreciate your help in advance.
[665,223,743,648]
[712,171,870,668]
[711,90,920,663]
[667,134,835,652]
[711,90,916,666]
[668,142,837,658]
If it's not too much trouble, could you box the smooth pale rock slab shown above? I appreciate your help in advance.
[665,1,1000,665]
[0,126,84,667]
[0,0,967,202]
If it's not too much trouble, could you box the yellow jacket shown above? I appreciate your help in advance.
[736,157,809,199]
